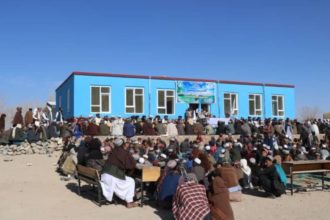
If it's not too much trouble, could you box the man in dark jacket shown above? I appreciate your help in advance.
[123,118,135,138]
[0,114,6,134]
[24,108,33,126]
[258,156,285,198]
[86,120,100,136]
[13,107,24,127]
[99,120,110,136]
[142,119,155,135]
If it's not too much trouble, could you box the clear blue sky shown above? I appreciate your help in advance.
[0,0,329,114]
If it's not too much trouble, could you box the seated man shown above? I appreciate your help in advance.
[172,173,210,220]
[214,163,242,202]
[158,160,183,209]
[100,138,138,208]
[208,175,235,220]
[258,155,285,198]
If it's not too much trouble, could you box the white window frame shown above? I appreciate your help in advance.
[224,93,239,116]
[249,94,263,116]
[157,89,175,115]
[272,95,285,117]
[125,87,144,114]
[67,89,70,113]
[90,86,111,113]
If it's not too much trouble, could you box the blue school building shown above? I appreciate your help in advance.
[56,72,295,120]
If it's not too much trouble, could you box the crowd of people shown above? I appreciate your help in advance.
[2,105,330,219]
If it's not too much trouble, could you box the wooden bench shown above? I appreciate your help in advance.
[282,160,330,195]
[136,166,161,207]
[76,165,104,206]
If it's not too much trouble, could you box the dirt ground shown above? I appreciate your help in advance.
[1,153,330,220]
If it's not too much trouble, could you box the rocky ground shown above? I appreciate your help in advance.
[0,138,63,157]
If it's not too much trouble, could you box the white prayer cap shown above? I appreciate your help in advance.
[322,144,327,148]
[16,124,22,129]
[114,138,123,147]
[219,154,225,158]
[138,158,145,164]
[143,154,148,159]
[249,158,256,164]
[167,160,177,169]
[283,145,288,149]
[221,149,226,153]
[263,144,271,150]
[160,153,167,159]
[194,158,201,165]
[205,145,211,151]
[266,155,274,161]
[168,148,174,152]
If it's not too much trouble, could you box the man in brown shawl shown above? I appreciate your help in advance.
[100,138,138,208]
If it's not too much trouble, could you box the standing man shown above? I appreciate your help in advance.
[0,114,6,134]
[24,108,34,126]
[12,107,24,127]
[44,102,55,123]
[55,107,64,123]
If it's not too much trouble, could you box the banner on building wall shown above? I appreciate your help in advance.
[176,81,216,103]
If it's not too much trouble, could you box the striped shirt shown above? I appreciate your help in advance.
[172,182,210,220]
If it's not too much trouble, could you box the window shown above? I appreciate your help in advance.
[224,93,238,115]
[272,95,284,117]
[157,89,175,114]
[249,94,262,116]
[91,86,111,113]
[59,96,62,108]
[67,89,70,113]
[125,88,144,113]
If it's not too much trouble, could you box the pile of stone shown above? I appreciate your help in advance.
[0,138,64,156]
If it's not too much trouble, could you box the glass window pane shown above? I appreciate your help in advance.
[256,110,262,115]
[101,87,109,93]
[272,96,277,101]
[272,101,278,116]
[135,95,143,113]
[126,107,134,113]
[278,96,283,110]
[167,97,174,114]
[249,95,254,100]
[279,111,284,116]
[158,108,165,114]
[249,100,255,115]
[91,106,100,112]
[256,95,261,109]
[224,93,230,99]
[158,91,165,107]
[233,110,238,115]
[102,95,109,112]
[224,100,231,115]
[167,90,174,96]
[91,87,100,105]
[135,88,143,95]
[126,89,133,106]
[231,94,237,108]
